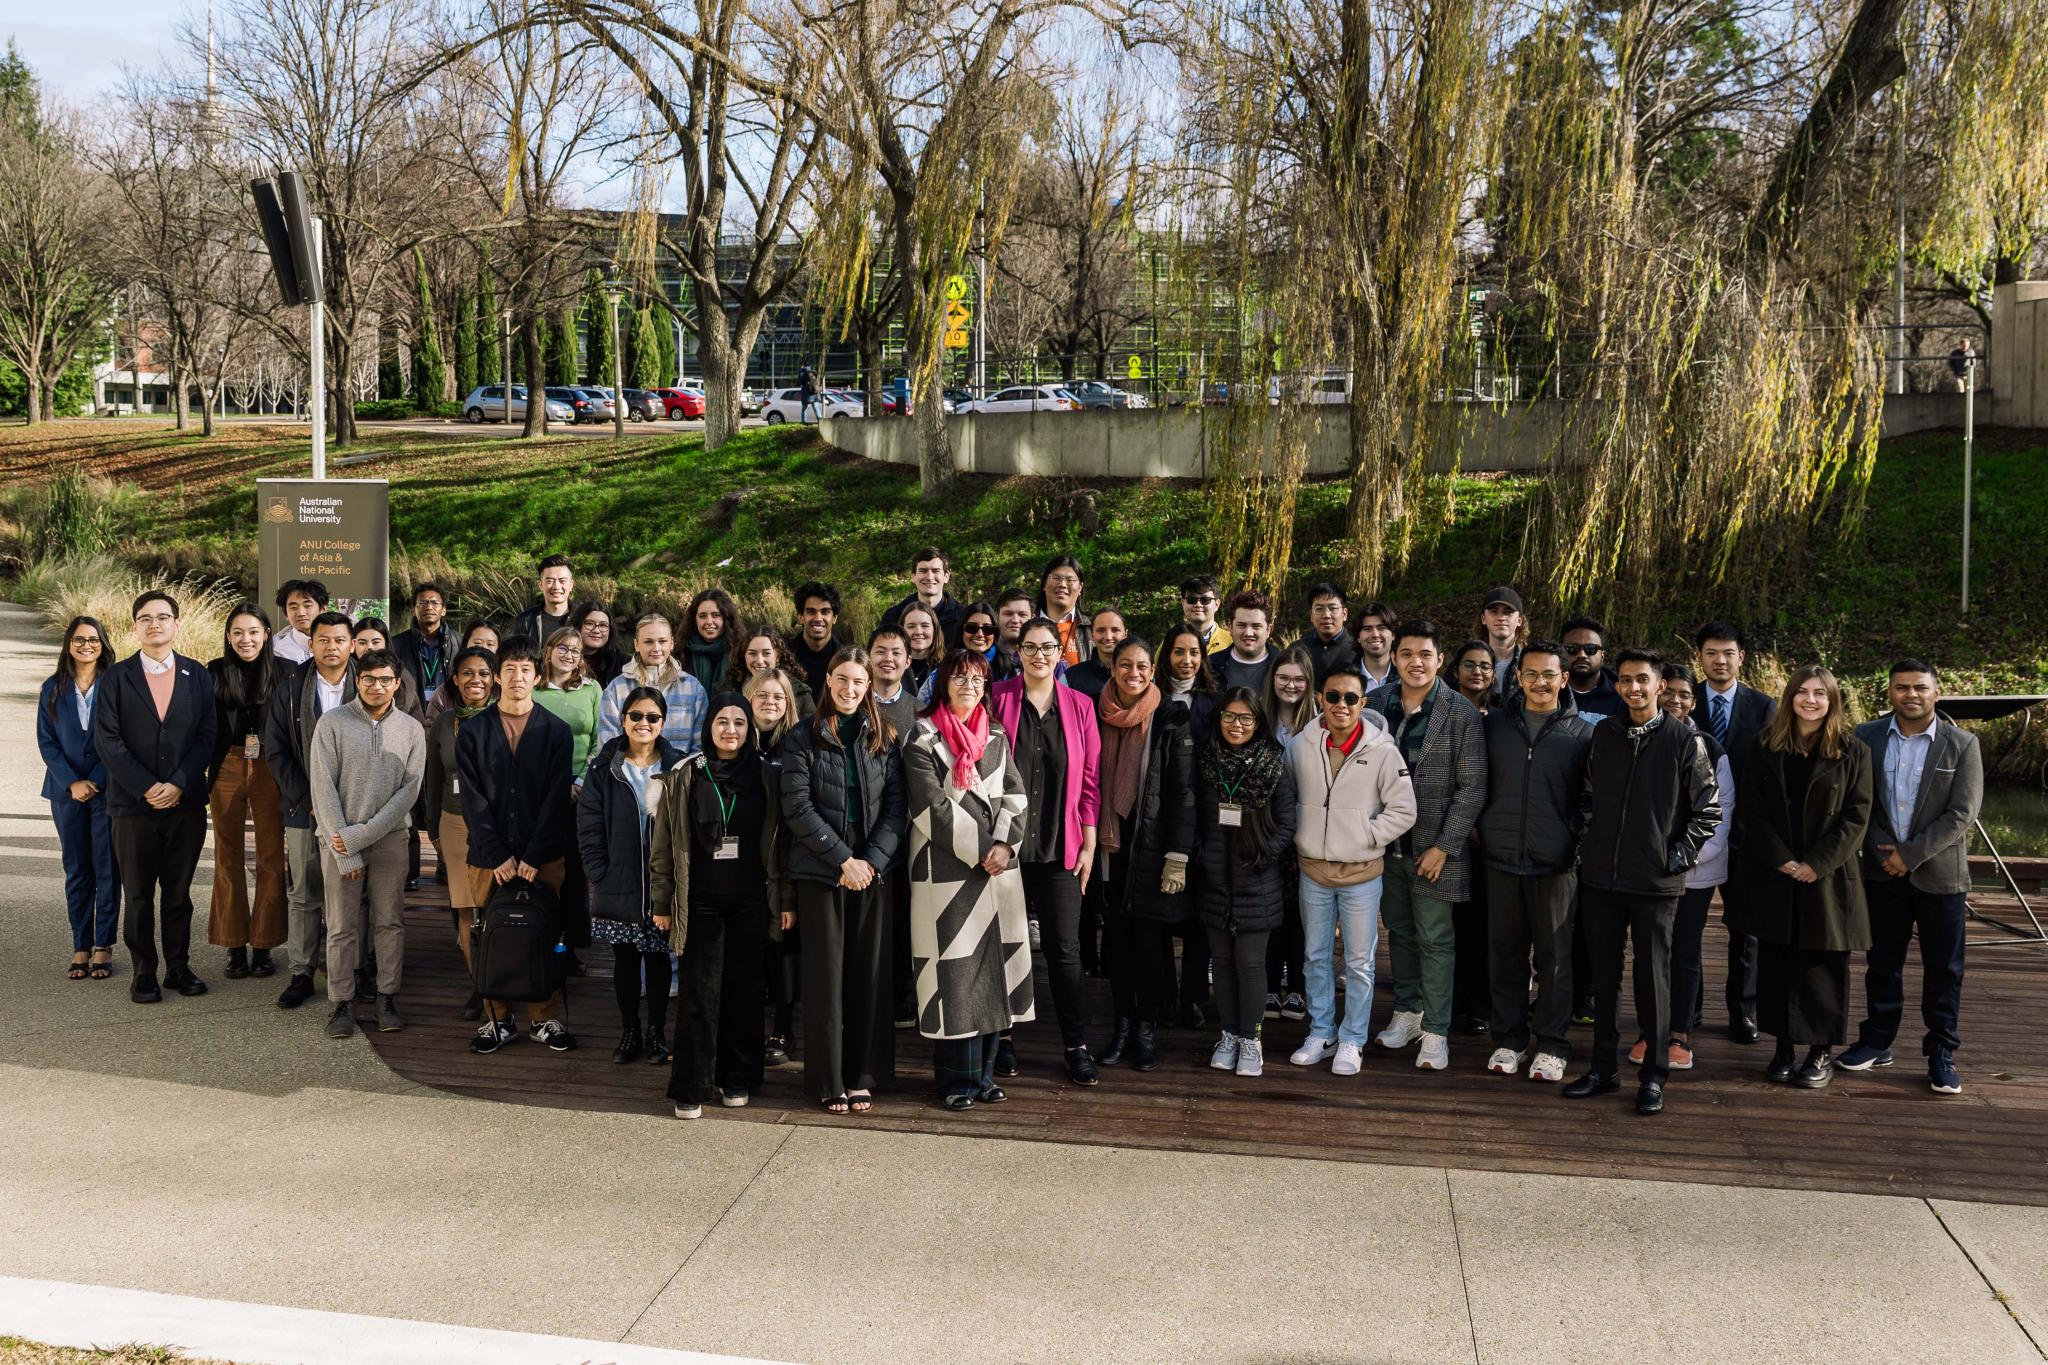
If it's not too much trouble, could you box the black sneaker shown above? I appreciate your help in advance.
[469,1020,515,1053]
[277,974,316,1009]
[763,1035,790,1066]
[326,1002,357,1038]
[532,1020,577,1052]
[225,947,250,979]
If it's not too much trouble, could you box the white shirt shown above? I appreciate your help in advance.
[138,650,174,675]
[274,629,311,665]
[74,680,96,731]
[314,672,346,717]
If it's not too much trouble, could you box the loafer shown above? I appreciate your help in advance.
[1792,1048,1833,1089]
[167,970,208,998]
[1065,1046,1100,1087]
[1730,1016,1760,1045]
[130,973,163,1004]
[1562,1071,1619,1099]
[1766,1040,1797,1083]
[1635,1080,1664,1115]
[1836,1042,1893,1071]
[277,974,316,1010]
[993,1036,1019,1078]
[1929,1051,1962,1095]
[326,1002,357,1038]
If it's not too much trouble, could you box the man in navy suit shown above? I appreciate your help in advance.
[1693,621,1777,1043]
[93,591,218,1004]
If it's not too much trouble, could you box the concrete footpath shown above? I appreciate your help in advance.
[3,599,2045,1365]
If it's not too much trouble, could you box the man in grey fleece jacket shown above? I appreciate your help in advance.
[308,649,426,1037]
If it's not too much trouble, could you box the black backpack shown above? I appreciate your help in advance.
[473,877,564,1006]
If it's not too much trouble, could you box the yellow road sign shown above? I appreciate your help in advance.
[944,328,970,350]
[944,275,969,302]
[1126,354,1143,379]
[946,300,973,329]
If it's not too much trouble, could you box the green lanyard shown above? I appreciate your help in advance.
[704,773,737,835]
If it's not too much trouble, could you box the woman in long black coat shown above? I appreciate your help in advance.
[1730,665,1873,1090]
[1193,688,1299,1079]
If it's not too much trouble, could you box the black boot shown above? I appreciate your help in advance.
[1099,1017,1134,1065]
[225,947,249,980]
[249,948,276,978]
[1134,1022,1160,1072]
[612,1025,642,1064]
[644,1024,671,1066]
[1767,1038,1797,1083]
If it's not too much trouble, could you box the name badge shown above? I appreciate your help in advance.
[1218,803,1243,828]
[451,777,460,795]
[714,836,741,861]
[243,734,261,761]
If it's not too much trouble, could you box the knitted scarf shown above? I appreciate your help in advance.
[932,701,990,791]
[1198,736,1287,864]
[1097,683,1161,853]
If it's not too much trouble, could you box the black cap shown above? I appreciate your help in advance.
[1482,585,1524,613]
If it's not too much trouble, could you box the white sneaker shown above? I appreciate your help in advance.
[1376,1010,1424,1050]
[1290,1035,1336,1067]
[672,1102,702,1120]
[1486,1046,1528,1076]
[1235,1036,1265,1077]
[1527,1052,1566,1083]
[1209,1031,1240,1071]
[1416,1033,1449,1070]
[1332,1041,1363,1076]
[719,1089,749,1108]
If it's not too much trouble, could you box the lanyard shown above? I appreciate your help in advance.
[704,772,737,833]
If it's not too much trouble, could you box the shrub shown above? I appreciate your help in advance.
[355,398,460,422]
[17,555,244,662]
[0,467,142,567]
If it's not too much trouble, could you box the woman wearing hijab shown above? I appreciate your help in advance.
[206,604,290,980]
[651,690,790,1116]
[904,649,1033,1108]
[1093,637,1197,1071]
[682,589,745,693]
[780,647,906,1113]
[578,686,683,1066]
[423,645,498,1019]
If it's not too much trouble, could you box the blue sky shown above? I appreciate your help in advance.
[6,3,185,105]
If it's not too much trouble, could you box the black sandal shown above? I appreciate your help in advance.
[89,951,113,980]
[822,1094,850,1114]
[67,957,88,980]
[849,1090,873,1113]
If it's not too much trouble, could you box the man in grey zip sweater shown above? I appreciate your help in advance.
[308,649,426,1038]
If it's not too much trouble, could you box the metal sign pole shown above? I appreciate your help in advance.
[1962,358,1975,614]
[310,217,326,481]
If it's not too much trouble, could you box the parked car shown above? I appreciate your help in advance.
[577,386,618,421]
[1270,372,1350,405]
[959,384,1081,414]
[738,387,762,415]
[619,388,665,421]
[759,387,863,423]
[1068,380,1150,410]
[461,385,574,424]
[944,387,975,412]
[651,386,705,419]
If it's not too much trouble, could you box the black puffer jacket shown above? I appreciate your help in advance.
[1193,741,1300,932]
[1478,697,1596,876]
[1113,701,1198,924]
[1577,712,1722,896]
[779,714,906,885]
[575,734,685,924]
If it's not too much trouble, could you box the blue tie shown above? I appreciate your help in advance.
[1710,693,1730,743]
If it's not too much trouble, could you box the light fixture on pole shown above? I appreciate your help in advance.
[501,309,513,426]
[605,282,626,440]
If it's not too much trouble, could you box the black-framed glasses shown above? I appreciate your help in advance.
[1018,642,1062,657]
[1563,643,1603,656]
[1456,660,1495,673]
[1322,689,1362,705]
[358,673,399,687]
[625,710,665,724]
[69,636,103,647]
[1183,594,1217,606]
[1218,712,1258,727]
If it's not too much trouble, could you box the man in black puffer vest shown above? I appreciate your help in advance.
[1565,647,1720,1117]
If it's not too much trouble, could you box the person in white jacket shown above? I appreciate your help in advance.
[1284,660,1418,1076]
[1648,665,1736,1072]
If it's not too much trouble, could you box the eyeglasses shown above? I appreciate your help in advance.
[70,636,102,647]
[1322,689,1363,705]
[1018,642,1062,657]
[1219,712,1257,727]
[1045,574,1081,588]
[962,622,995,636]
[625,710,664,724]
[1563,643,1603,656]
[552,644,580,655]
[1456,660,1495,673]
[951,675,988,691]
[1520,669,1564,683]
[134,613,175,626]
[358,674,399,687]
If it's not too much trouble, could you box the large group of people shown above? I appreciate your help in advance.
[37,547,1987,1118]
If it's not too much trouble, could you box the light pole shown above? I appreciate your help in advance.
[309,218,325,479]
[500,308,512,426]
[606,284,626,439]
[1962,354,1976,614]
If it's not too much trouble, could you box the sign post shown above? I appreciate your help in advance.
[250,172,326,478]
[1962,357,1976,615]
[258,479,391,622]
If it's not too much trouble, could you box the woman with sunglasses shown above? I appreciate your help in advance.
[205,604,290,982]
[1093,637,1197,1070]
[579,686,682,1066]
[423,645,498,1018]
[1447,640,1497,1032]
[39,615,117,980]
[1195,688,1299,1077]
[924,601,1001,707]
[781,647,906,1113]
[744,667,803,1065]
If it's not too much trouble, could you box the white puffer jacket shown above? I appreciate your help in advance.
[1287,712,1419,864]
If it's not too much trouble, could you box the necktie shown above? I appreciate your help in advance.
[1710,693,1730,743]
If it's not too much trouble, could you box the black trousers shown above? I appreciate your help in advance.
[612,942,673,1033]
[1101,892,1140,1020]
[1485,868,1577,1058]
[1175,922,1211,1018]
[112,805,207,979]
[1265,866,1303,997]
[1582,886,1677,1085]
[1453,873,1491,1025]
[1858,880,1968,1056]
[797,880,894,1100]
[669,897,767,1103]
[890,866,914,1016]
[1130,918,1182,1025]
[1723,905,1760,1023]
[1020,861,1087,1048]
[1206,923,1270,1037]
[1570,894,1594,1013]
[1758,941,1849,1046]
[1669,885,1715,1036]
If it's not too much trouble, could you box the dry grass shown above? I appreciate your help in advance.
[0,1338,240,1365]
[13,556,246,662]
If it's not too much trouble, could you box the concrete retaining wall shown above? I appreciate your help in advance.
[821,391,1977,480]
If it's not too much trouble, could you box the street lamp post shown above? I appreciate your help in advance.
[500,309,512,426]
[1962,356,1976,614]
[606,285,626,440]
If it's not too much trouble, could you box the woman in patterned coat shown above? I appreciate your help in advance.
[904,648,1033,1110]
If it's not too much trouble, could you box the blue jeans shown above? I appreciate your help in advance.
[52,794,118,951]
[1299,874,1383,1046]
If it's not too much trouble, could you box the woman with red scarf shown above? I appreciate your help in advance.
[904,649,1033,1108]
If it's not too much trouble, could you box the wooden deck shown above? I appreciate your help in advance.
[368,863,2048,1208]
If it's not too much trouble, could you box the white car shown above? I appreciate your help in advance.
[759,387,863,423]
[961,384,1081,414]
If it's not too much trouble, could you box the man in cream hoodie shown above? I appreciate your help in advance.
[1285,659,1417,1076]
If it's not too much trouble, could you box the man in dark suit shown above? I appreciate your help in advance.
[1840,660,1983,1094]
[1694,620,1776,1043]
[93,590,218,1004]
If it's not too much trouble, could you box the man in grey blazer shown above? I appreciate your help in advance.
[1839,659,1982,1095]
[1694,621,1777,1042]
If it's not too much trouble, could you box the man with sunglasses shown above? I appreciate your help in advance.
[1179,574,1233,655]
[1367,622,1487,1072]
[307,649,426,1038]
[1560,616,1620,723]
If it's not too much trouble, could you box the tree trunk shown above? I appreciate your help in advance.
[894,205,953,493]
[700,323,748,451]
[200,379,217,437]
[861,327,883,416]
[330,325,359,445]
[173,362,190,430]
[522,313,547,438]
[23,372,42,425]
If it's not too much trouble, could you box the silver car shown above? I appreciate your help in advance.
[462,384,574,424]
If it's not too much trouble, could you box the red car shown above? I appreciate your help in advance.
[652,387,705,419]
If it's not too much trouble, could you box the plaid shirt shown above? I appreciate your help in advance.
[599,663,708,757]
